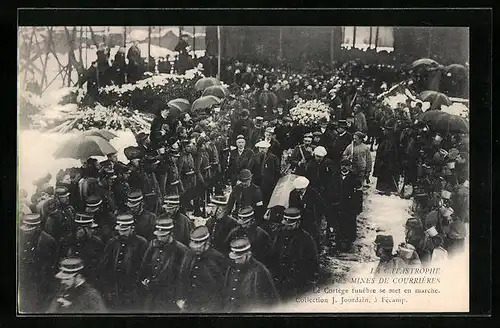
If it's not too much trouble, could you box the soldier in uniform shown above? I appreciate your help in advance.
[270,208,318,300]
[127,190,157,242]
[224,169,264,223]
[58,213,104,285]
[289,133,314,175]
[19,214,58,313]
[85,195,116,245]
[165,142,184,196]
[113,163,132,214]
[228,135,254,187]
[46,258,107,313]
[139,218,190,313]
[222,237,280,313]
[97,214,148,312]
[142,154,163,215]
[248,140,281,209]
[205,195,239,254]
[95,167,118,215]
[44,186,76,243]
[163,194,195,246]
[176,226,230,313]
[224,207,273,268]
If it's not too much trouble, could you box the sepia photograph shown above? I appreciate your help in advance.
[17,23,471,314]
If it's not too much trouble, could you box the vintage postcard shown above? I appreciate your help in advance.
[17,22,470,314]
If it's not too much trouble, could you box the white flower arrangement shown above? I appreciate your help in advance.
[289,99,331,125]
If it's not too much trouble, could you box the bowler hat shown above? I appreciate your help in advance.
[238,169,252,182]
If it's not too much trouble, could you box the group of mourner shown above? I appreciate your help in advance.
[19,49,469,313]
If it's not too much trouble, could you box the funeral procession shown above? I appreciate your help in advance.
[17,26,469,313]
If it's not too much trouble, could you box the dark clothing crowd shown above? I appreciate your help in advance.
[19,56,468,314]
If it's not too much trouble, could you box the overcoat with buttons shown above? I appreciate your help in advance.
[133,209,157,242]
[177,247,230,312]
[205,213,239,254]
[223,224,274,268]
[97,233,148,311]
[222,257,280,312]
[139,239,190,313]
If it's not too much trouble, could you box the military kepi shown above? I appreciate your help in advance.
[190,226,210,243]
[154,218,174,236]
[229,237,252,259]
[115,214,134,231]
[55,258,84,279]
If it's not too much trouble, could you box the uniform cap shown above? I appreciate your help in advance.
[190,226,210,242]
[293,176,310,189]
[238,169,252,181]
[75,212,94,226]
[338,120,347,127]
[154,218,174,236]
[283,207,301,221]
[55,258,84,279]
[229,237,251,259]
[313,131,322,137]
[127,190,144,207]
[374,235,394,249]
[210,195,228,206]
[115,214,135,230]
[164,194,180,205]
[21,213,42,229]
[303,132,313,140]
[55,186,70,198]
[85,195,103,208]
[313,146,327,157]
[236,135,245,141]
[265,127,275,133]
[255,116,264,121]
[255,140,271,148]
[238,206,255,219]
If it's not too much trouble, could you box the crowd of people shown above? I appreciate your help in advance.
[19,44,469,313]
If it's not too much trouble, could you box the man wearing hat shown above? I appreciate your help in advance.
[331,119,353,165]
[353,104,368,134]
[175,33,191,74]
[249,116,265,148]
[82,43,112,99]
[290,132,314,175]
[228,135,254,187]
[205,195,239,253]
[127,190,157,242]
[263,126,282,160]
[46,257,107,313]
[161,194,194,246]
[176,226,229,312]
[95,166,119,215]
[343,131,372,186]
[58,212,104,285]
[44,186,76,243]
[139,218,190,312]
[330,158,362,251]
[97,213,148,311]
[19,213,58,313]
[270,208,318,300]
[205,133,222,194]
[224,206,273,267]
[165,143,184,196]
[404,217,435,266]
[222,237,279,312]
[423,189,455,241]
[304,146,335,199]
[193,136,212,217]
[249,140,280,208]
[373,119,401,194]
[110,46,127,86]
[225,169,265,222]
[178,139,197,197]
[113,163,132,213]
[85,195,116,245]
[373,234,397,276]
[231,109,254,144]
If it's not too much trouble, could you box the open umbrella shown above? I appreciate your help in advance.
[416,110,448,124]
[202,85,228,99]
[411,58,440,70]
[432,112,469,134]
[82,129,118,141]
[53,135,117,160]
[258,90,278,110]
[167,98,190,112]
[194,77,221,91]
[444,64,468,78]
[191,95,222,111]
[419,90,452,109]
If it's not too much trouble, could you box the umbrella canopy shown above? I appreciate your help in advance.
[191,95,222,111]
[411,58,440,70]
[167,98,190,112]
[194,77,221,91]
[433,113,469,134]
[416,110,448,124]
[258,90,278,109]
[202,85,228,99]
[444,64,468,78]
[419,90,452,109]
[53,135,117,160]
[81,129,118,141]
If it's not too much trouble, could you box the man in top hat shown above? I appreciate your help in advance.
[228,135,254,187]
[222,237,279,313]
[85,195,117,245]
[225,169,264,221]
[290,132,314,175]
[205,195,239,253]
[224,206,273,267]
[373,234,397,276]
[127,190,157,242]
[162,194,194,246]
[97,214,148,312]
[330,158,361,242]
[139,218,190,313]
[343,131,372,186]
[305,146,335,199]
[46,258,107,313]
[19,213,58,313]
[270,207,318,300]
[263,126,282,160]
[177,226,230,313]
[249,140,280,208]
[44,186,76,243]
